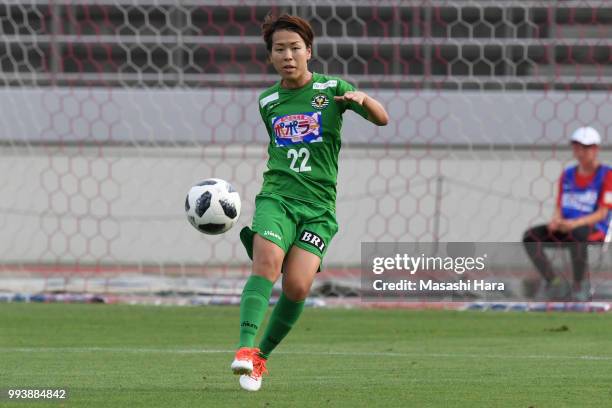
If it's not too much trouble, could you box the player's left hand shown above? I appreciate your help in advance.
[334,91,367,106]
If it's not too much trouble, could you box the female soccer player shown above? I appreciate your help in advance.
[231,14,389,391]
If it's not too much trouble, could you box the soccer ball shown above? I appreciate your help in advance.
[185,178,241,235]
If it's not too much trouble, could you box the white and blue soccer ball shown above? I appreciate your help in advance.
[185,178,241,235]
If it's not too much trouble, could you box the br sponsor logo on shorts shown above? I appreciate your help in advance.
[299,230,326,253]
[272,112,323,146]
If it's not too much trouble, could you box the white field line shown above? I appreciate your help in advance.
[0,347,611,361]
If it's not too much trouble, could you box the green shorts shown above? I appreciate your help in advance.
[240,194,338,263]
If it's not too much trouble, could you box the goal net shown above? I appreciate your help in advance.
[0,0,610,303]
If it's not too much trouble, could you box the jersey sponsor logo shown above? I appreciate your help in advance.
[260,92,279,108]
[605,191,612,205]
[311,93,330,110]
[272,112,322,146]
[299,230,326,253]
[562,191,598,212]
[313,80,337,90]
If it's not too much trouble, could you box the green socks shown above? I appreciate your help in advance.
[259,293,305,359]
[238,276,306,358]
[239,275,274,348]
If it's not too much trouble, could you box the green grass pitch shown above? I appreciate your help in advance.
[1,303,612,407]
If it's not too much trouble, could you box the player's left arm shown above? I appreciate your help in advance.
[333,91,389,126]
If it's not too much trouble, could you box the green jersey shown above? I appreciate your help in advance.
[257,72,368,209]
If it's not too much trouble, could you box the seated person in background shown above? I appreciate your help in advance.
[523,127,611,301]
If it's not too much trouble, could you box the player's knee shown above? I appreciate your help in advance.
[253,252,283,278]
[569,226,589,241]
[523,227,540,243]
[283,283,311,301]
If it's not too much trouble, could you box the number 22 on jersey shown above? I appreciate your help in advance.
[287,147,311,172]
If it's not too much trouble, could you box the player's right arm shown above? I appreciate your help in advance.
[258,94,273,138]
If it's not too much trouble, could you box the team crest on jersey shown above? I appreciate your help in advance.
[311,93,330,110]
[272,112,323,146]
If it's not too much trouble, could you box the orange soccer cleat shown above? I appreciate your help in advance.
[230,347,259,375]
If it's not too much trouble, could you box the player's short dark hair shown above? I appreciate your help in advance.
[262,14,314,52]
